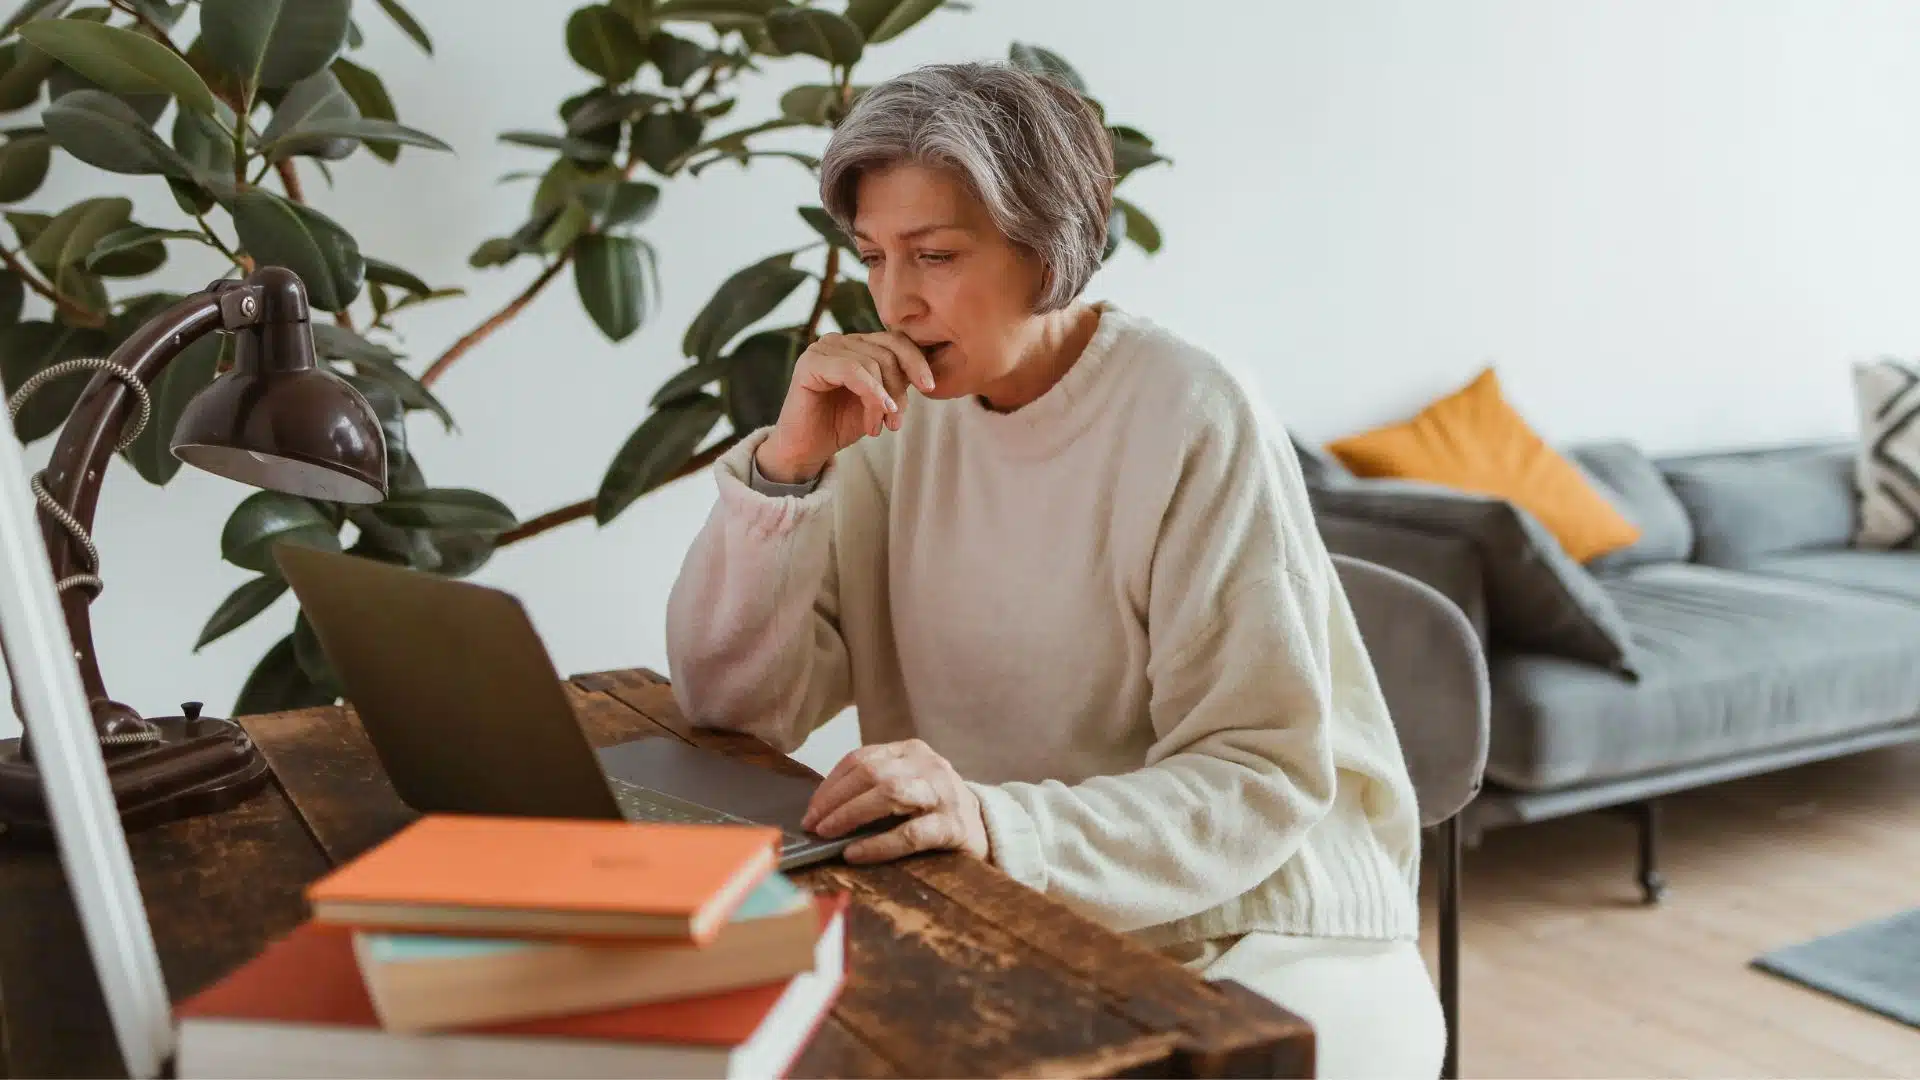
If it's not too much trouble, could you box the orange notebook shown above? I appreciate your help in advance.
[172,895,849,1079]
[305,815,780,944]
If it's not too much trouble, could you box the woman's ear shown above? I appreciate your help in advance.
[1026,252,1054,314]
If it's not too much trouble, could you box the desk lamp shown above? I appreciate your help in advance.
[0,265,387,838]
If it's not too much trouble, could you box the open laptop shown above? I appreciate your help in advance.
[272,544,898,870]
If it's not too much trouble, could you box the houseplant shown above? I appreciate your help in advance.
[0,0,1169,715]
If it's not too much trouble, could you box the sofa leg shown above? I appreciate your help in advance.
[1634,800,1667,904]
[1438,817,1462,1080]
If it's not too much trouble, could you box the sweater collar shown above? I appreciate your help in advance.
[950,301,1129,457]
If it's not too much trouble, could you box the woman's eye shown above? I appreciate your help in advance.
[919,252,954,265]
[858,252,882,267]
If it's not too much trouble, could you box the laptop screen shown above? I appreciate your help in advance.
[0,425,172,1078]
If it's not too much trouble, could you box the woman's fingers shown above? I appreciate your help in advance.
[809,777,937,839]
[818,347,895,431]
[803,743,901,830]
[874,332,936,393]
[842,337,912,399]
[847,354,899,435]
[797,331,933,442]
[849,363,891,436]
[838,337,913,431]
[843,812,960,864]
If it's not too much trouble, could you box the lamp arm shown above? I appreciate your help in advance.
[15,279,254,739]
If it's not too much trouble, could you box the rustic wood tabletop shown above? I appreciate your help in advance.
[0,666,1313,1079]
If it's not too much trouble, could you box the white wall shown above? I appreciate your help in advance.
[9,1,1920,769]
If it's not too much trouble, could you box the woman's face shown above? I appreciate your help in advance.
[851,162,1046,403]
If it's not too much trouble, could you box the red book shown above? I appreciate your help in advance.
[172,893,848,1079]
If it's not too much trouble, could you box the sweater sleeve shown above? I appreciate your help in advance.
[664,428,853,753]
[965,395,1346,934]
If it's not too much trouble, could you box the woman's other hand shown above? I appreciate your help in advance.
[755,331,935,484]
[800,738,989,863]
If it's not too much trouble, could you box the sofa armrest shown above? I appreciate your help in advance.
[1316,512,1490,645]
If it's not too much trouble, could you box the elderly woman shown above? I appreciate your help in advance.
[666,61,1442,1077]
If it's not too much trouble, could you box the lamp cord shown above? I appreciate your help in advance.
[5,358,153,597]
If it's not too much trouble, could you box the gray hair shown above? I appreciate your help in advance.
[819,61,1114,313]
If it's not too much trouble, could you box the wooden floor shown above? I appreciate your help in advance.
[1417,743,1920,1078]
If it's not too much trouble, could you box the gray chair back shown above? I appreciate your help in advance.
[1332,553,1490,826]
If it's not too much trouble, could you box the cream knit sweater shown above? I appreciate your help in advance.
[664,303,1423,951]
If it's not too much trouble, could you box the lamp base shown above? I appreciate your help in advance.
[0,706,272,842]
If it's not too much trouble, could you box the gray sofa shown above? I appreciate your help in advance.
[1300,437,1920,901]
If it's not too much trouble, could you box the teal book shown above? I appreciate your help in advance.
[349,872,826,1031]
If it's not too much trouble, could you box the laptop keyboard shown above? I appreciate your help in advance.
[609,779,809,852]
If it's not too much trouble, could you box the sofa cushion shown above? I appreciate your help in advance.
[1741,549,1920,605]
[1309,479,1639,674]
[1569,440,1694,572]
[1658,443,1858,566]
[1486,563,1920,792]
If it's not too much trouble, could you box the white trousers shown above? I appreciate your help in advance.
[1191,933,1447,1080]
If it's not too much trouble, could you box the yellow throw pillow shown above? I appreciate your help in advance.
[1326,367,1641,563]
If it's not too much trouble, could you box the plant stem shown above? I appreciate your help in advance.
[427,65,775,546]
[419,251,572,387]
[105,0,186,57]
[102,0,255,195]
[194,212,246,270]
[806,244,839,337]
[0,246,103,328]
[493,434,742,549]
[232,122,250,190]
[495,244,840,550]
[418,64,755,393]
[420,124,666,391]
[273,157,306,203]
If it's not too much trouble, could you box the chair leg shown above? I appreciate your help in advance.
[1438,816,1462,1080]
[1634,800,1666,905]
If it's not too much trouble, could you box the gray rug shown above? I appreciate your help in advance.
[1751,908,1920,1027]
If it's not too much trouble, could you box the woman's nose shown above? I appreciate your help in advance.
[870,268,923,325]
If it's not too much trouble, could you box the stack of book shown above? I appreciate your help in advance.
[171,815,848,1079]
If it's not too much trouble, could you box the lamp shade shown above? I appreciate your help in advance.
[171,366,387,503]
[170,267,387,504]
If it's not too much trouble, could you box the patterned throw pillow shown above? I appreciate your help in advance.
[1852,357,1920,548]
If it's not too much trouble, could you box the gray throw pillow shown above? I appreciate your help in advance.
[1569,440,1695,573]
[1309,479,1640,676]
[1661,445,1857,566]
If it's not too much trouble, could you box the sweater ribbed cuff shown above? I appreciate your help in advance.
[749,455,823,498]
[713,427,834,537]
[967,782,1047,891]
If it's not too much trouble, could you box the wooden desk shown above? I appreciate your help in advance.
[0,667,1313,1078]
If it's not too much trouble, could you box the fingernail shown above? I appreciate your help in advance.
[920,375,935,391]
[884,394,899,413]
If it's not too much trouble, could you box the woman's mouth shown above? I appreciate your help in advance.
[921,342,951,364]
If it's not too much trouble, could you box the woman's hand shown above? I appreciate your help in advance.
[800,738,990,864]
[756,331,936,484]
